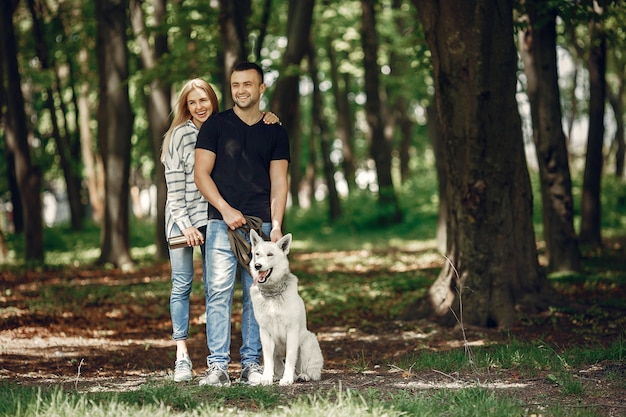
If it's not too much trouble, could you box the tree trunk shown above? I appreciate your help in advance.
[96,0,134,268]
[218,0,250,109]
[518,3,580,273]
[271,0,315,208]
[328,45,356,192]
[309,40,341,221]
[579,4,606,248]
[414,0,553,328]
[606,63,624,178]
[361,0,402,224]
[0,0,44,261]
[77,47,105,224]
[130,0,170,260]
[253,0,272,61]
[390,0,413,185]
[28,0,84,231]
[427,104,447,254]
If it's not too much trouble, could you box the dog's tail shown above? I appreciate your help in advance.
[297,331,324,381]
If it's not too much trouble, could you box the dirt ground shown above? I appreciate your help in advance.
[1,255,626,416]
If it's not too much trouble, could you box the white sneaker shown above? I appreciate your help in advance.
[173,354,192,382]
[199,363,231,387]
[240,363,263,386]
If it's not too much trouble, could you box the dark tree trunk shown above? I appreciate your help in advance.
[607,65,624,178]
[271,0,315,208]
[519,2,580,272]
[96,0,134,268]
[361,0,402,224]
[28,0,84,231]
[390,0,413,185]
[1,61,24,234]
[309,40,341,221]
[0,0,44,261]
[218,0,250,109]
[427,104,447,254]
[253,0,272,61]
[413,0,554,328]
[130,0,170,260]
[579,7,606,248]
[328,46,356,192]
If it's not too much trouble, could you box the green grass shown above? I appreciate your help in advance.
[0,378,607,417]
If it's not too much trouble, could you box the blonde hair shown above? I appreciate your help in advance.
[160,78,220,162]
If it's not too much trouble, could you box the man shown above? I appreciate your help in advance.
[194,62,290,386]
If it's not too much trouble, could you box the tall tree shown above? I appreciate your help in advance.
[327,42,357,192]
[518,1,581,272]
[218,0,251,109]
[28,0,85,231]
[130,0,170,260]
[413,0,553,327]
[95,0,134,268]
[270,0,315,208]
[361,0,402,223]
[0,0,44,261]
[309,40,341,220]
[579,1,607,248]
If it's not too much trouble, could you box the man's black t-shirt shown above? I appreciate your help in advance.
[195,109,290,222]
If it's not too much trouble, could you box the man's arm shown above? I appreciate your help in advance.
[268,159,289,242]
[194,148,246,230]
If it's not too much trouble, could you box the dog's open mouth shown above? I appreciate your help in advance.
[256,268,273,284]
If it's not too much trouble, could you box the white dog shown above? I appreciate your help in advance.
[249,230,323,386]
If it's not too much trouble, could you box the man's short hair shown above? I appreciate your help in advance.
[232,62,264,84]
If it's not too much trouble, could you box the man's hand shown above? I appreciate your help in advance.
[221,206,246,230]
[269,227,283,242]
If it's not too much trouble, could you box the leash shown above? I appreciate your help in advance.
[227,215,268,270]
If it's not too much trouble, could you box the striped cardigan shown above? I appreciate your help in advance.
[163,120,208,239]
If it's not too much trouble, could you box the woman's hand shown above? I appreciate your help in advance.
[183,226,204,246]
[262,111,281,125]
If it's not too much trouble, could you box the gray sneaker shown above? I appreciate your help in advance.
[240,363,263,386]
[173,354,192,382]
[199,364,231,387]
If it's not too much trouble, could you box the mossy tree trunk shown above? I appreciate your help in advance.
[414,0,554,328]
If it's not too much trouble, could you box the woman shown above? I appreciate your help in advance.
[161,78,278,382]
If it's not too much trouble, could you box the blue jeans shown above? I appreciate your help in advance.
[169,223,205,341]
[203,219,270,368]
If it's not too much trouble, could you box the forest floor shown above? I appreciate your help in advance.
[1,241,626,416]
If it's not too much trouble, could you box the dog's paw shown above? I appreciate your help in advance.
[260,374,274,386]
[296,373,311,382]
[279,376,294,386]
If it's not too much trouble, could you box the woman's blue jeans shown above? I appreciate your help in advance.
[169,223,205,341]
[203,219,270,368]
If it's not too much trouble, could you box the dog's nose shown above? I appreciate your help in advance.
[254,263,262,271]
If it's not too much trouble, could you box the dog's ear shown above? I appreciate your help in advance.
[250,229,262,246]
[277,233,292,255]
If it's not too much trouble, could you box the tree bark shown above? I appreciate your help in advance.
[28,0,85,231]
[218,0,250,109]
[427,104,447,254]
[130,0,170,260]
[361,0,402,224]
[309,40,341,221]
[606,62,624,178]
[390,0,414,185]
[76,46,105,224]
[96,0,134,268]
[579,3,606,248]
[271,0,315,208]
[518,2,580,272]
[328,45,356,192]
[0,0,44,261]
[414,0,553,328]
